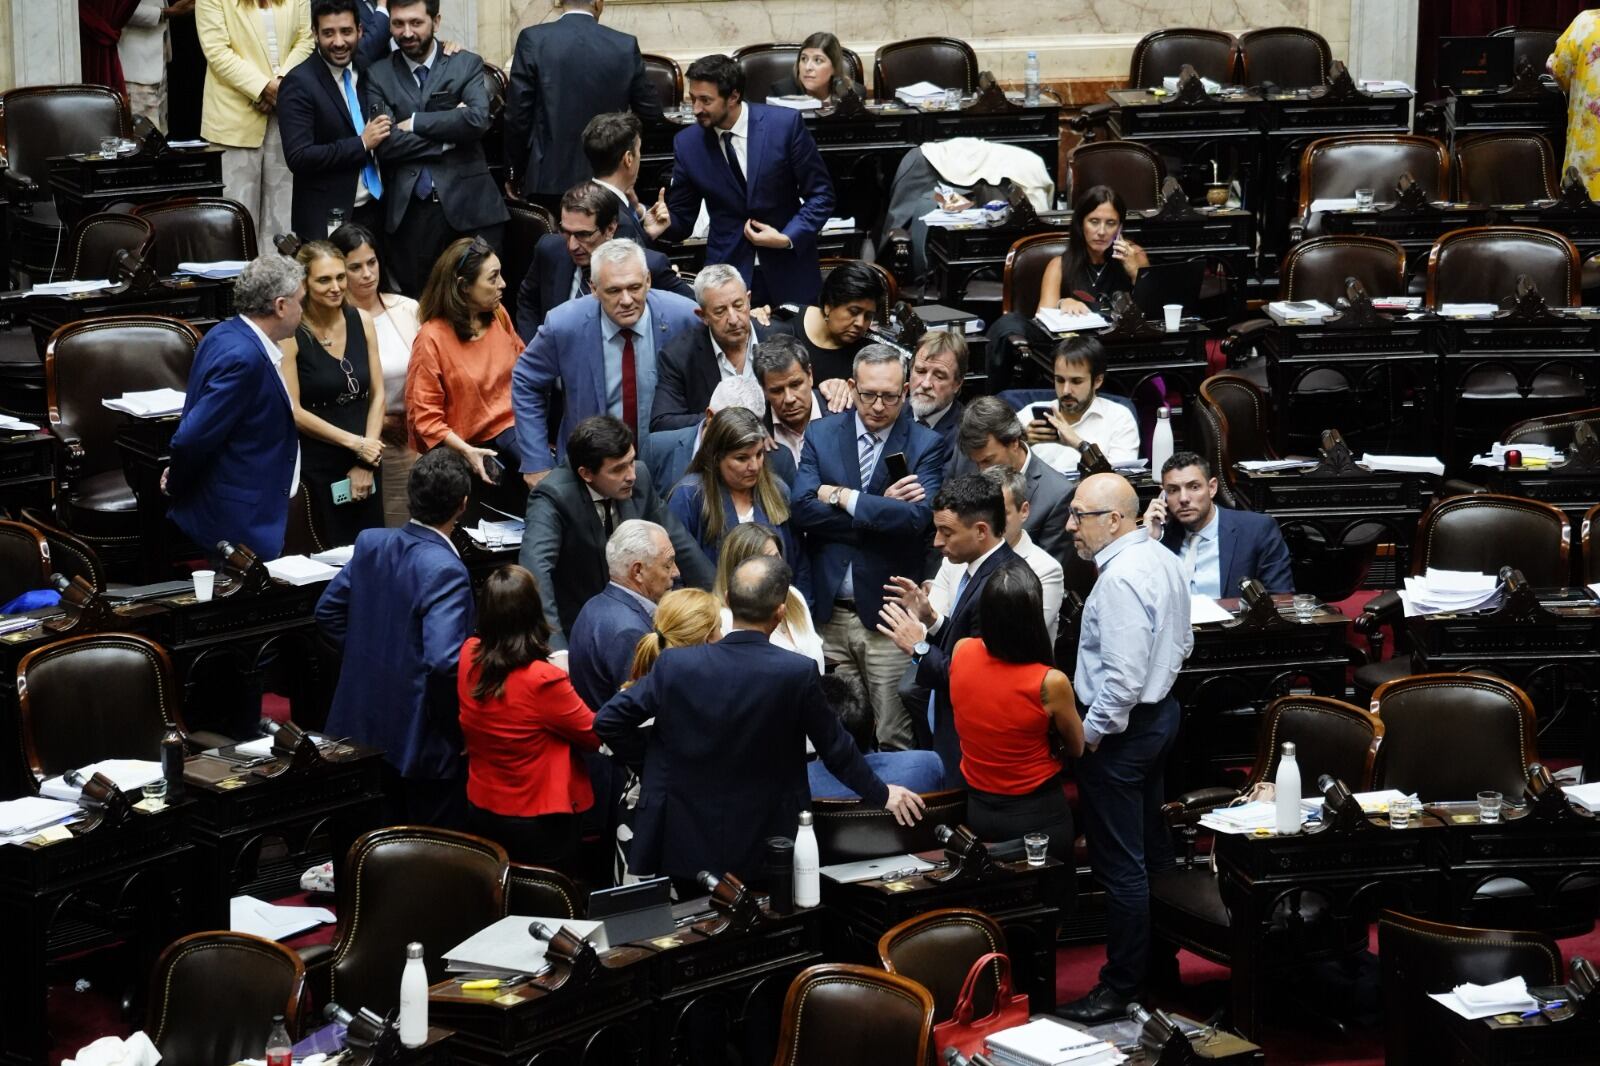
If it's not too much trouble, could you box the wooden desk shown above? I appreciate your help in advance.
[113,413,182,580]
[1444,86,1566,152]
[1436,986,1596,1066]
[182,742,384,930]
[1312,202,1491,266]
[0,804,193,1066]
[48,148,225,233]
[0,429,55,512]
[821,858,1067,1013]
[1104,88,1263,206]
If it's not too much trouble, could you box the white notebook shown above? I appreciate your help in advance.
[443,915,606,976]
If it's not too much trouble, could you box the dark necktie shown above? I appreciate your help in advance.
[412,64,434,200]
[721,130,747,195]
[619,328,638,436]
[603,498,616,536]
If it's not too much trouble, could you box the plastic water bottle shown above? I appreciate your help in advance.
[1024,52,1041,107]
[793,811,820,908]
[326,206,346,237]
[398,942,428,1047]
[1275,742,1303,835]
[1151,406,1175,476]
[265,1014,291,1066]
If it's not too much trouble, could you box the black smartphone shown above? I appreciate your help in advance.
[883,451,910,482]
[1031,402,1056,422]
[481,454,505,483]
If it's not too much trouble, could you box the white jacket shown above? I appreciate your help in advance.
[118,0,168,86]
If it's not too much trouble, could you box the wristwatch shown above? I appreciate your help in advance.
[911,640,930,663]
[828,486,845,507]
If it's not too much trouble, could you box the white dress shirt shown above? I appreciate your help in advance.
[926,540,1006,637]
[925,535,1062,642]
[772,392,823,464]
[712,325,758,380]
[1032,395,1142,472]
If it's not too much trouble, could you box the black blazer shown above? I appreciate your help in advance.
[363,47,509,233]
[651,328,720,432]
[504,13,662,197]
[279,56,377,241]
[354,0,390,70]
[513,232,691,339]
[518,462,714,645]
[915,543,1021,788]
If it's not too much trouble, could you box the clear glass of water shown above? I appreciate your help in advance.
[945,88,962,111]
[1478,790,1503,823]
[143,779,168,808]
[100,136,120,158]
[1354,187,1375,209]
[1023,832,1048,866]
[1293,594,1318,620]
[1388,795,1413,829]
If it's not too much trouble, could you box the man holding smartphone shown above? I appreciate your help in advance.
[1027,335,1140,473]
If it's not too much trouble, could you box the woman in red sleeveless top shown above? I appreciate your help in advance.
[948,564,1083,864]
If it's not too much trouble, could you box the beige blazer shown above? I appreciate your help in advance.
[196,0,314,147]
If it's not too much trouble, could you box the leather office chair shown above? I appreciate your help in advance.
[1001,232,1066,324]
[770,964,934,1066]
[45,315,199,576]
[1488,25,1562,76]
[642,53,684,111]
[1585,501,1600,586]
[1067,141,1164,210]
[133,197,260,275]
[1501,406,1600,451]
[506,863,581,919]
[1454,133,1559,204]
[736,43,867,102]
[1298,134,1450,219]
[1191,373,1276,508]
[1370,673,1537,801]
[0,519,51,609]
[18,506,106,593]
[873,37,976,100]
[812,788,964,864]
[480,62,510,187]
[1236,28,1331,89]
[1427,225,1580,307]
[18,632,183,776]
[1130,29,1240,88]
[1379,911,1563,1066]
[147,931,305,1066]
[1279,236,1407,305]
[321,827,508,1015]
[501,200,556,311]
[66,212,154,281]
[877,908,1006,1024]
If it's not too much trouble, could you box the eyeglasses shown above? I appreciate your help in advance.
[335,355,361,404]
[855,390,903,408]
[1065,508,1116,524]
[560,226,600,242]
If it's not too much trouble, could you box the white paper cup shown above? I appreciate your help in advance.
[193,569,216,602]
[1163,304,1182,331]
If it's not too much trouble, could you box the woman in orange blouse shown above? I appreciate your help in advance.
[406,236,525,510]
[458,565,599,868]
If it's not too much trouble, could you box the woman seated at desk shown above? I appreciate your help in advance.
[764,260,884,410]
[768,33,867,102]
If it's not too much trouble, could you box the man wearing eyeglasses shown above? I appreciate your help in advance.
[791,345,947,751]
[1057,471,1192,1025]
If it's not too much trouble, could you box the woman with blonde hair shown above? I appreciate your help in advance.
[626,587,722,682]
[714,523,823,671]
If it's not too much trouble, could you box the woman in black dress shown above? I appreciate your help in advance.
[764,260,885,412]
[280,240,386,546]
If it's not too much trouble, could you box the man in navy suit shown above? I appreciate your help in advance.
[513,182,689,339]
[504,0,660,206]
[354,0,392,69]
[879,474,1020,786]
[513,238,701,482]
[582,112,649,243]
[316,448,476,827]
[567,519,676,710]
[164,254,304,562]
[1142,451,1295,596]
[651,264,760,432]
[791,345,948,751]
[279,0,390,242]
[647,54,834,307]
[595,554,925,884]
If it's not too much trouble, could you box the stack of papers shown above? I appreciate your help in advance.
[0,415,39,433]
[230,895,335,940]
[894,81,948,106]
[464,518,523,549]
[1361,79,1412,93]
[39,759,163,801]
[1399,568,1502,618]
[919,206,988,228]
[0,796,80,843]
[1359,454,1446,476]
[1309,197,1369,214]
[821,216,857,232]
[31,279,114,296]
[309,545,355,567]
[820,854,937,884]
[0,616,41,636]
[1189,594,1235,625]
[1372,296,1422,311]
[1161,74,1221,94]
[166,139,209,149]
[1430,976,1539,1020]
[1297,789,1416,815]
[1562,781,1600,812]
[264,555,340,586]
[103,388,186,418]
[444,915,605,976]
[1266,299,1335,324]
[986,1017,1125,1066]
[766,94,822,111]
[1439,302,1500,318]
[176,260,249,279]
[1471,442,1563,468]
[1034,307,1110,333]
[1198,801,1299,835]
[1237,458,1319,473]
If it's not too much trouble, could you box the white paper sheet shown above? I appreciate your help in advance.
[102,388,186,418]
[230,895,336,940]
[1358,454,1445,476]
[265,555,339,586]
[1034,307,1110,333]
[1189,595,1235,625]
[444,915,605,975]
[0,795,80,837]
[39,759,163,801]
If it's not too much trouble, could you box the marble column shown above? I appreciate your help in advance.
[9,0,78,89]
[1348,0,1420,86]
[441,0,479,53]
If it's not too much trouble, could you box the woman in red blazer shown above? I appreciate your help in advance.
[459,565,600,867]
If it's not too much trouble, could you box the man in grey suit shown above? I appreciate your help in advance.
[362,0,508,294]
[521,415,712,647]
[956,395,1074,563]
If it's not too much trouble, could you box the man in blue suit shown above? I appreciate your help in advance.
[354,0,392,69]
[791,345,948,751]
[595,554,924,885]
[649,54,834,307]
[279,0,390,242]
[316,448,476,828]
[567,518,674,710]
[513,182,690,339]
[513,238,701,482]
[1143,451,1295,596]
[164,254,304,562]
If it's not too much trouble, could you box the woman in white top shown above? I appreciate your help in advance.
[332,224,422,527]
[713,522,825,672]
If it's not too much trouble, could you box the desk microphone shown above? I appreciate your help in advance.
[942,1050,971,1066]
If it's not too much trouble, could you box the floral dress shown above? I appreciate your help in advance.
[1551,11,1600,198]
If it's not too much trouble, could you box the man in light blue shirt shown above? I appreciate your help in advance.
[1059,472,1192,1024]
[1142,451,1295,598]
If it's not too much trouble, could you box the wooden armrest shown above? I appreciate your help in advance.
[1354,590,1401,634]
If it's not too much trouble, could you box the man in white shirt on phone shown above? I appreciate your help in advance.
[1026,335,1140,473]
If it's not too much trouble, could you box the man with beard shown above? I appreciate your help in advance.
[908,331,965,451]
[361,0,508,294]
[1025,335,1140,474]
[279,0,392,241]
[1142,451,1295,596]
[651,264,761,431]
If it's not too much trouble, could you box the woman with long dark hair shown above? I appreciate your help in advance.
[948,562,1082,864]
[769,32,866,102]
[458,565,599,868]
[1037,184,1151,315]
[764,260,884,405]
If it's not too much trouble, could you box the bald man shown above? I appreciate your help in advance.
[1057,472,1193,1024]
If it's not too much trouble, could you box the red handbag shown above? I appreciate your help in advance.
[932,951,1032,1059]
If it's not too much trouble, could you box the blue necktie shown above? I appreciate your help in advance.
[412,64,434,200]
[927,569,972,733]
[343,68,383,201]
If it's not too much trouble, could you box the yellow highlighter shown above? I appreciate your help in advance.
[460,979,503,990]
